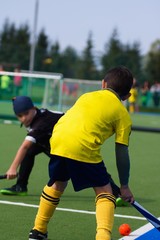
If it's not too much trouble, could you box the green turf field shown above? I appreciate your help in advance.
[0,113,159,240]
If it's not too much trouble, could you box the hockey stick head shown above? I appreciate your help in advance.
[132,201,160,232]
[109,175,160,232]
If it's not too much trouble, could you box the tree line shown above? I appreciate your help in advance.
[0,19,160,86]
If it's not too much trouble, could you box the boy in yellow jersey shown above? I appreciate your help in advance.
[29,66,135,240]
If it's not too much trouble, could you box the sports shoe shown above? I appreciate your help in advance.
[0,184,28,196]
[29,229,48,240]
[116,197,129,207]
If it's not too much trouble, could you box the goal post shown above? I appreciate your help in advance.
[0,71,63,115]
[41,77,101,112]
[41,77,63,111]
[0,70,101,115]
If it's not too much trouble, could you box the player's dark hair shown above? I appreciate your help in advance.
[104,66,133,98]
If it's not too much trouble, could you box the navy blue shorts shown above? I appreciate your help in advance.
[48,155,110,192]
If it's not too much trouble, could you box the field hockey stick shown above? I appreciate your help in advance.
[132,201,160,231]
[0,174,7,179]
[109,178,160,231]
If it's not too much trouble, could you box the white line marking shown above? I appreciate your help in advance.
[0,200,146,220]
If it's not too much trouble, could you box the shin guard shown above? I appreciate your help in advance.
[95,193,116,240]
[34,185,62,233]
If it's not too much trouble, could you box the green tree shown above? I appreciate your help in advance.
[0,20,17,68]
[144,40,160,84]
[123,42,143,83]
[15,24,30,69]
[0,19,30,70]
[78,32,99,80]
[47,41,63,73]
[101,29,124,76]
[101,29,143,83]
[61,46,79,78]
[34,29,49,71]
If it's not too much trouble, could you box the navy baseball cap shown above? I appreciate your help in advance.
[12,96,34,115]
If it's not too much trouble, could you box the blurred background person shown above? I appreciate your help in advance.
[150,81,160,107]
[140,81,151,107]
[13,67,22,96]
[0,67,11,98]
[128,78,139,113]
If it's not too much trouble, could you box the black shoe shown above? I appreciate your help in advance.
[0,184,28,196]
[29,229,48,240]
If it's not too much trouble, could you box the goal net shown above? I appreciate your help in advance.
[0,71,62,116]
[0,70,101,115]
[42,77,101,112]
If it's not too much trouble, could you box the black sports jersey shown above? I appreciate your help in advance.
[25,108,64,155]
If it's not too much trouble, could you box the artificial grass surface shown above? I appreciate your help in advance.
[0,113,159,239]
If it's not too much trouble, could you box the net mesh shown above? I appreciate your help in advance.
[0,71,101,114]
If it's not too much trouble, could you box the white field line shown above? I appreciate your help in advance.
[0,200,145,220]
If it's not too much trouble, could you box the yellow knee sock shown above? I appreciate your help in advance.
[95,193,116,240]
[33,185,62,233]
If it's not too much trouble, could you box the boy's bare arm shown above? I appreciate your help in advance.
[6,140,33,179]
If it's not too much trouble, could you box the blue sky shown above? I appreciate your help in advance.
[0,0,159,55]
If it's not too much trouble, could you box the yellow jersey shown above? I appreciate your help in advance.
[50,89,132,163]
